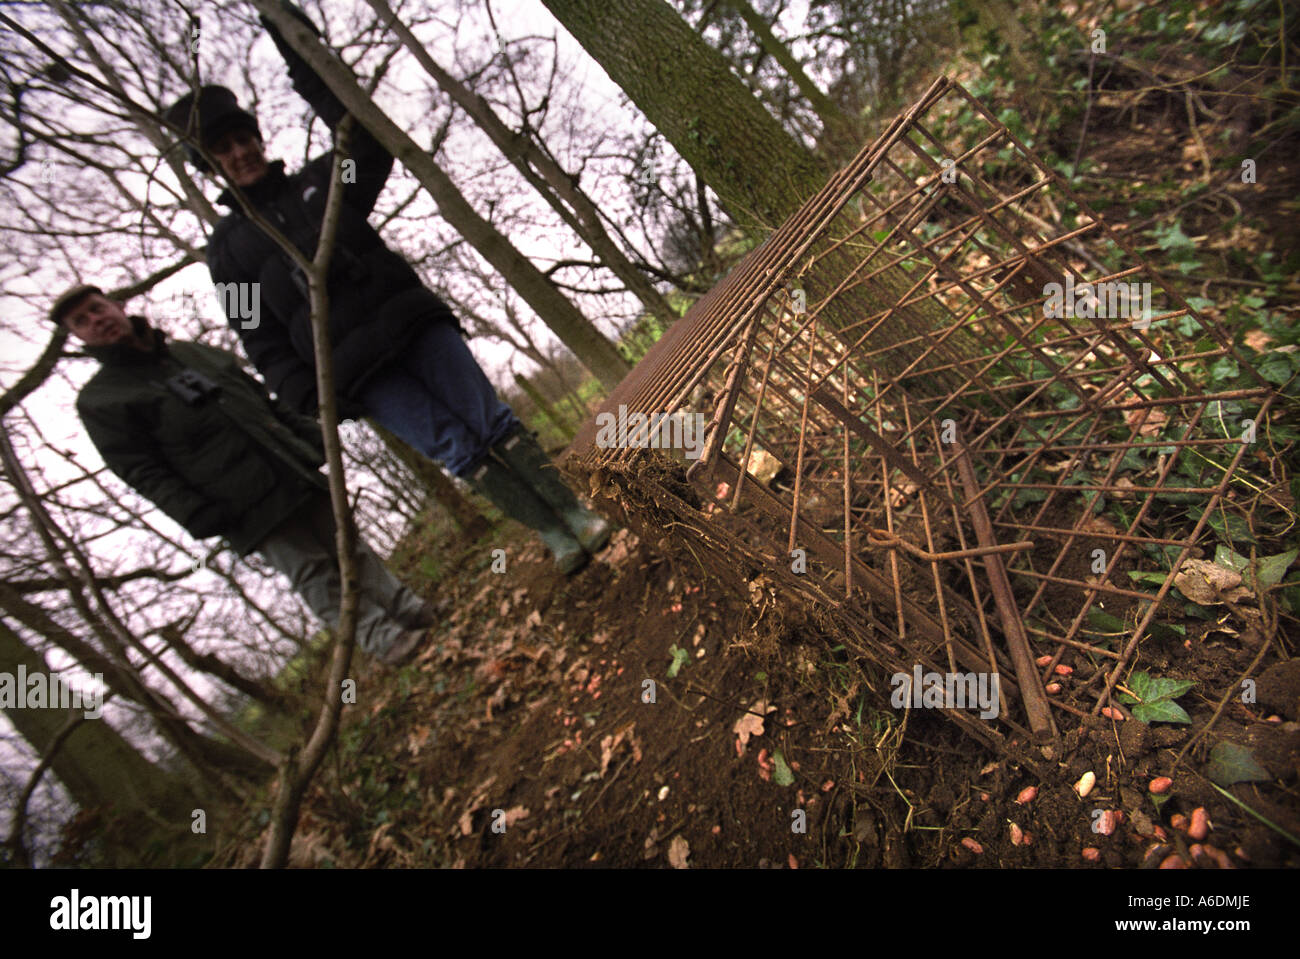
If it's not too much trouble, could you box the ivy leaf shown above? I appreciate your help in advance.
[1258,354,1296,386]
[1128,570,1171,585]
[1145,676,1196,702]
[1206,742,1270,786]
[771,749,795,787]
[1119,671,1195,723]
[1206,510,1256,544]
[1132,699,1191,724]
[1210,356,1239,382]
[1154,220,1194,253]
[1214,545,1250,575]
[1214,545,1298,591]
[1128,670,1195,703]
[1256,549,1298,589]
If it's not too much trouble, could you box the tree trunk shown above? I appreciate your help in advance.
[541,0,828,231]
[0,581,272,783]
[0,620,203,863]
[251,0,630,392]
[514,372,577,440]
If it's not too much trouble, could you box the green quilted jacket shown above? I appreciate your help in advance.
[76,317,327,554]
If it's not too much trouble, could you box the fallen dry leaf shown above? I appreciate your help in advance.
[888,477,921,509]
[667,835,690,869]
[407,725,432,757]
[598,722,642,777]
[601,528,638,566]
[1243,329,1274,352]
[457,775,498,836]
[1079,514,1121,537]
[733,700,776,754]
[1124,405,1168,438]
[743,449,783,485]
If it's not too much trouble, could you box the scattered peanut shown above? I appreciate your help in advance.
[1035,655,1053,667]
[1081,847,1101,862]
[1101,706,1125,721]
[1202,844,1234,870]
[1045,682,1062,694]
[961,837,983,855]
[1009,823,1027,846]
[1015,785,1038,805]
[1148,776,1173,794]
[1054,664,1073,676]
[1075,771,1096,798]
[1188,806,1210,841]
[1170,813,1189,833]
[1095,810,1119,836]
[1159,854,1187,869]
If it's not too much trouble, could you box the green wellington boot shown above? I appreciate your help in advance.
[493,427,613,554]
[466,453,589,575]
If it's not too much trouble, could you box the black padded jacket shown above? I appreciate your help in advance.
[206,14,458,416]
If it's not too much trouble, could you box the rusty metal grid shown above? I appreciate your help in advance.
[569,76,1277,746]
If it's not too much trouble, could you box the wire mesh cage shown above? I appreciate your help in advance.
[569,76,1279,749]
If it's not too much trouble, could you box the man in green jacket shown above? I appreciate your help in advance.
[52,283,432,666]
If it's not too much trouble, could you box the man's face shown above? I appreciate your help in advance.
[210,127,268,187]
[62,293,134,347]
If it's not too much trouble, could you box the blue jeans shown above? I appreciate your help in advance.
[357,319,519,476]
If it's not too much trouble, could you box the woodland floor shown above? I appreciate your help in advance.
[213,46,1300,871]
[218,503,1299,870]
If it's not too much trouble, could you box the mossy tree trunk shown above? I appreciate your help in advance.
[541,0,829,232]
[0,621,203,864]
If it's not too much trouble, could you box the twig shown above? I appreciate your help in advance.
[1173,616,1275,772]
[1072,49,1097,177]
[2,712,86,867]
[1184,90,1214,181]
[260,110,361,869]
[1209,782,1300,847]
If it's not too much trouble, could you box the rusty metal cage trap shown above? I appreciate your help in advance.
[568,76,1279,748]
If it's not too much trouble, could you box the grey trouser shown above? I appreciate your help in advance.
[254,492,425,658]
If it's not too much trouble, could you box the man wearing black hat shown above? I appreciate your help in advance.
[164,2,611,575]
[53,283,435,666]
